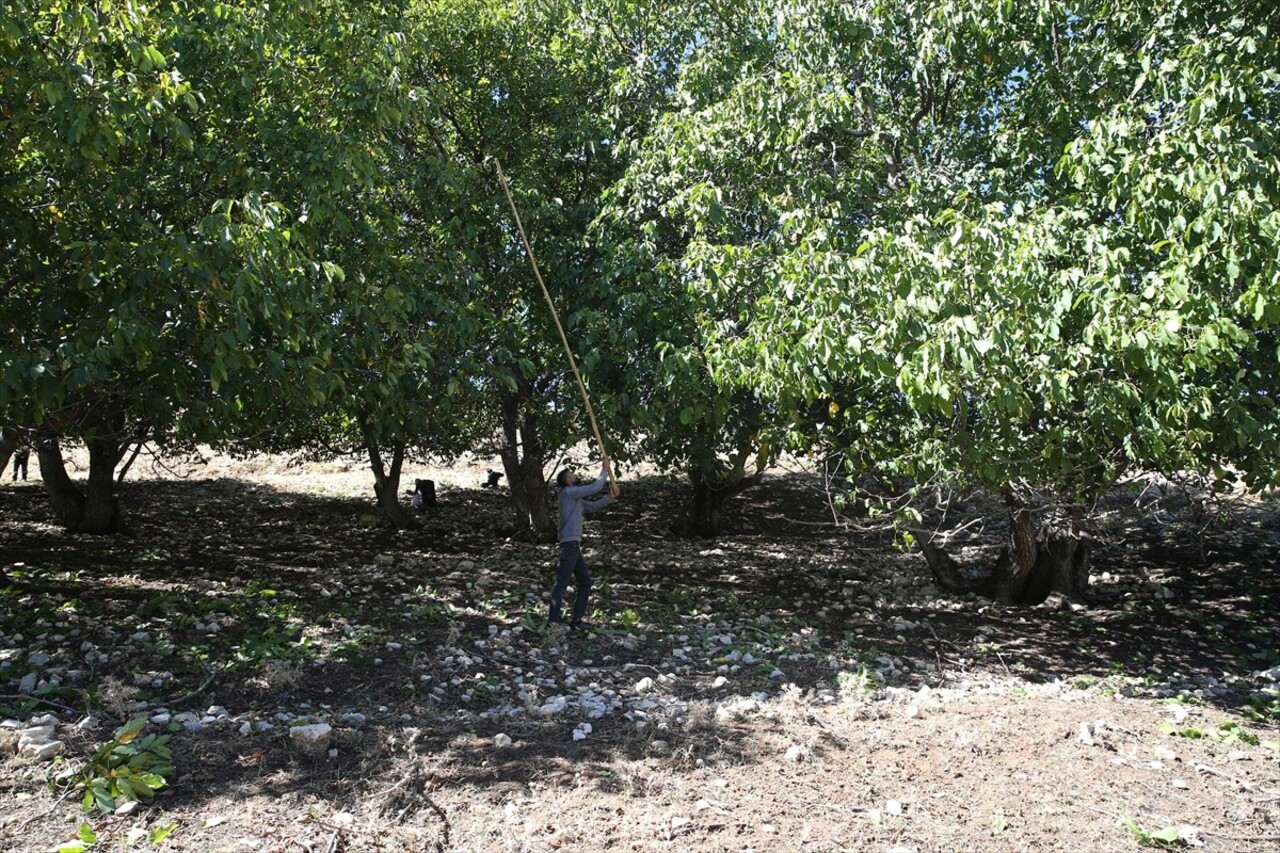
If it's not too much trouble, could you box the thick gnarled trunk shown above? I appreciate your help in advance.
[920,503,1092,605]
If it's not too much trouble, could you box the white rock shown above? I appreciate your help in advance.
[18,726,54,748]
[290,723,333,758]
[22,739,64,761]
[494,733,513,748]
[784,745,805,762]
[634,677,655,693]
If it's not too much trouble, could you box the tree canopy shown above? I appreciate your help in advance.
[4,0,1277,593]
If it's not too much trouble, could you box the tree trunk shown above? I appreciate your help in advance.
[672,473,726,538]
[362,426,414,529]
[83,428,125,533]
[991,503,1091,604]
[37,435,124,534]
[117,442,144,483]
[918,533,986,594]
[1038,516,1092,600]
[0,428,18,477]
[993,506,1038,603]
[498,382,552,542]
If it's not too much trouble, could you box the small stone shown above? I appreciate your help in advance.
[18,673,37,695]
[22,739,65,761]
[494,733,513,748]
[784,745,805,762]
[290,723,333,759]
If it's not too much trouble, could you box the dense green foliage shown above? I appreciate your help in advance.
[3,0,1277,576]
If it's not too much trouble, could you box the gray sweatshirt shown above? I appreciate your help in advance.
[557,467,614,543]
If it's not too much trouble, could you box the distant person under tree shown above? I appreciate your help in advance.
[12,448,28,481]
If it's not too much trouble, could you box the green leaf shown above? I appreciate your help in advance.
[149,820,180,844]
[77,823,98,844]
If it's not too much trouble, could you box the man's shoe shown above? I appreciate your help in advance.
[568,621,593,632]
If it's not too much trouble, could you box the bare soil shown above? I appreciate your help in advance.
[1,452,1278,852]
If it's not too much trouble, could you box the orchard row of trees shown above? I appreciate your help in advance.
[3,0,1277,602]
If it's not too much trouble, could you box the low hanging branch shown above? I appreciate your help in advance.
[493,158,617,495]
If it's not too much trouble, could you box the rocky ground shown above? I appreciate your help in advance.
[1,451,1279,852]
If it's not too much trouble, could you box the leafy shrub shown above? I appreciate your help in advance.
[53,718,174,814]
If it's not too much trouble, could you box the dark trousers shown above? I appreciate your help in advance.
[12,451,27,481]
[549,540,591,625]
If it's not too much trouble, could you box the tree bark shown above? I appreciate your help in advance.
[673,473,728,538]
[38,438,84,530]
[82,427,125,534]
[1039,515,1092,599]
[362,426,414,529]
[993,506,1038,604]
[498,381,552,541]
[0,428,18,477]
[918,533,986,594]
[990,503,1092,604]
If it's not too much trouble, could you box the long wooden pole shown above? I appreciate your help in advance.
[494,159,617,494]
